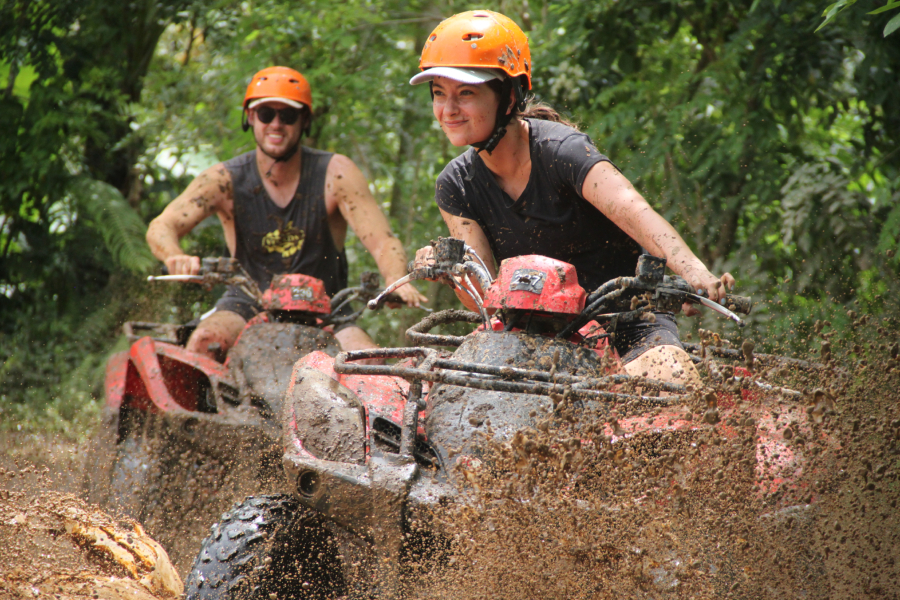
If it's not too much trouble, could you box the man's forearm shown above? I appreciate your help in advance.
[372,236,411,285]
[146,219,187,262]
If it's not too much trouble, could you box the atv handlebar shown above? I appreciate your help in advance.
[150,259,404,325]
[148,257,264,303]
[556,255,752,338]
[371,242,753,337]
[368,238,492,323]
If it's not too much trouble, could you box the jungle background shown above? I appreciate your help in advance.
[1,0,898,434]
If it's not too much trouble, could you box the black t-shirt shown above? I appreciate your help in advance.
[435,118,642,292]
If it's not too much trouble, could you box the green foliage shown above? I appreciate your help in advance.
[817,0,900,35]
[70,178,157,273]
[2,0,899,430]
[534,0,899,309]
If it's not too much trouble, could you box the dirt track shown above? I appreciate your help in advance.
[0,435,181,600]
[2,330,900,599]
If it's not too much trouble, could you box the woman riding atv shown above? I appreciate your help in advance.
[410,9,734,386]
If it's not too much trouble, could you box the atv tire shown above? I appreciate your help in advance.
[82,418,160,521]
[107,433,159,519]
[184,494,345,600]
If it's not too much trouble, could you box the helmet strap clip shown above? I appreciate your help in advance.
[473,78,525,155]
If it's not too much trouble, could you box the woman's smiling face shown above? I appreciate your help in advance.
[431,76,501,147]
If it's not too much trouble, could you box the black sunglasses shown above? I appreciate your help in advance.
[255,105,302,125]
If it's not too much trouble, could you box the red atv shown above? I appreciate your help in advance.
[82,257,397,567]
[183,240,827,599]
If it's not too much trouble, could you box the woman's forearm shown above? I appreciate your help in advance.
[629,205,707,278]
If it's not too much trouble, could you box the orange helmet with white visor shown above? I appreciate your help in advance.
[410,10,532,153]
[241,67,313,137]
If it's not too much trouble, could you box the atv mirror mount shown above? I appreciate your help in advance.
[636,254,666,284]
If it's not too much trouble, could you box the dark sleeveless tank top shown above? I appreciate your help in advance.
[223,147,348,296]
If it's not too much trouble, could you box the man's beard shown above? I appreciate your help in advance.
[256,130,301,161]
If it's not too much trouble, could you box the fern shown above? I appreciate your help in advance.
[70,177,156,273]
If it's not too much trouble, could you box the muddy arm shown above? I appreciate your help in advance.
[146,164,234,275]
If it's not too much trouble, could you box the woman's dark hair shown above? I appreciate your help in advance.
[485,78,580,131]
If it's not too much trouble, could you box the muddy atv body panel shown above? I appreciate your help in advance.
[83,263,387,571]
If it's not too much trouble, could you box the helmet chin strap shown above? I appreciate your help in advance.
[273,139,300,163]
[473,79,527,155]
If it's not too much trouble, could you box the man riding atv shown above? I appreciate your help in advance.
[409,11,732,385]
[147,66,426,361]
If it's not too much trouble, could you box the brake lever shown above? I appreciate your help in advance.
[367,274,413,310]
[683,291,745,327]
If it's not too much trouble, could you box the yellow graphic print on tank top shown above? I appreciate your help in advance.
[261,219,305,258]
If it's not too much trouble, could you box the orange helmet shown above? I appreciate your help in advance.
[413,10,531,89]
[243,67,312,112]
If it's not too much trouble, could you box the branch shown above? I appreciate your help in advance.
[4,61,18,98]
[183,18,197,66]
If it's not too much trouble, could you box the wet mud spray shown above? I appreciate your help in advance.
[2,319,899,599]
[411,321,900,600]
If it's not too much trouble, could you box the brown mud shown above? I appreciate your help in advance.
[0,447,181,600]
[3,321,900,599]
[411,325,900,599]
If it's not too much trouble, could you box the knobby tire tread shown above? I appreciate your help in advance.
[184,494,344,600]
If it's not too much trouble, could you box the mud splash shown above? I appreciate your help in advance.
[81,411,285,576]
[0,485,180,600]
[3,319,899,599]
[414,324,900,599]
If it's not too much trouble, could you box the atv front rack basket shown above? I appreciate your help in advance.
[335,348,689,405]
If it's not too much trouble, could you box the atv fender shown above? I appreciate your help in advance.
[282,354,419,594]
[105,351,130,410]
[283,366,366,464]
[106,337,234,416]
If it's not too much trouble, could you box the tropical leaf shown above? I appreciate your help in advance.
[69,178,156,273]
[869,0,900,15]
[884,12,900,35]
[816,0,857,31]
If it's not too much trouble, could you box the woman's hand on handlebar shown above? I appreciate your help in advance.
[682,269,736,316]
[164,254,200,276]
[413,246,437,277]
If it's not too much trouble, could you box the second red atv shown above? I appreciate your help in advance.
[82,257,396,569]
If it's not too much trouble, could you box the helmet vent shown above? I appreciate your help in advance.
[429,34,437,41]
[462,32,484,41]
[473,12,489,17]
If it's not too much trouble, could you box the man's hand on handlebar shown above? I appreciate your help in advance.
[387,283,428,309]
[164,254,201,276]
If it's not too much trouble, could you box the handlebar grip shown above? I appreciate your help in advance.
[367,292,406,311]
[160,266,169,275]
[725,294,752,315]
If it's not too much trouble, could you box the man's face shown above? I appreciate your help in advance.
[248,101,305,160]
